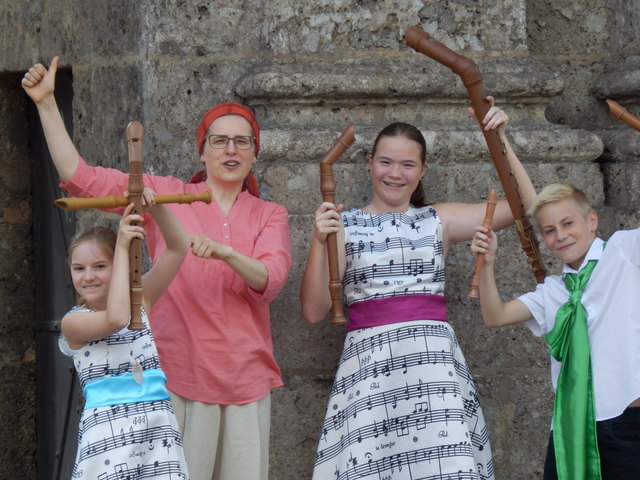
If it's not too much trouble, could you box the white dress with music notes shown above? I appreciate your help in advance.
[312,206,494,480]
[59,306,189,479]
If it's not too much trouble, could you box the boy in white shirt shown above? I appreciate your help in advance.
[471,182,640,479]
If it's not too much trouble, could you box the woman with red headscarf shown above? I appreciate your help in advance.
[23,57,292,480]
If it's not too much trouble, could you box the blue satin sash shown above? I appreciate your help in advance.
[83,368,169,409]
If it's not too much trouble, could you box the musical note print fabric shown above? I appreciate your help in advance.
[342,207,444,303]
[312,206,494,480]
[59,307,189,479]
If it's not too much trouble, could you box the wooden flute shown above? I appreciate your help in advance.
[55,191,212,210]
[126,121,145,330]
[607,99,640,131]
[54,122,210,330]
[320,124,356,325]
[404,26,546,284]
[468,189,498,298]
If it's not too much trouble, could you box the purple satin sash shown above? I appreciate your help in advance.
[346,294,448,332]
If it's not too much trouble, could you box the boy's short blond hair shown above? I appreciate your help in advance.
[526,182,592,218]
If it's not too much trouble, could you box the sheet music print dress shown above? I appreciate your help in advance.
[312,206,494,480]
[59,306,189,479]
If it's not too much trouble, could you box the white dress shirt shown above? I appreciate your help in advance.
[518,229,640,421]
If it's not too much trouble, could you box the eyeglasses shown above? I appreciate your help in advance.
[206,134,255,150]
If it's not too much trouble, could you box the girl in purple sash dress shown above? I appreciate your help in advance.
[301,100,536,480]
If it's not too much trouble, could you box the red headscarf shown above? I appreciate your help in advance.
[189,102,260,197]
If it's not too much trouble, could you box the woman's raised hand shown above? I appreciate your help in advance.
[22,56,59,105]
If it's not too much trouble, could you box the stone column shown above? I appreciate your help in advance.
[595,57,640,227]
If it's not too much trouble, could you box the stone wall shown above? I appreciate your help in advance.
[1,1,639,478]
[0,75,37,478]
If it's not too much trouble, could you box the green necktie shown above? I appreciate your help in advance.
[546,259,601,480]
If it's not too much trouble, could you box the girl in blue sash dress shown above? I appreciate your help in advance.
[301,100,536,480]
[58,194,190,479]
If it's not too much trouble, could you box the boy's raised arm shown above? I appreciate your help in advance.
[472,226,533,327]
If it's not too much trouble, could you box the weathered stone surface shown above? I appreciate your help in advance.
[526,0,639,56]
[592,54,640,217]
[72,64,144,168]
[594,55,640,99]
[0,364,37,478]
[258,0,527,54]
[475,372,553,479]
[0,79,36,479]
[1,0,640,478]
[271,374,336,478]
[598,128,640,161]
[601,162,640,211]
[237,57,563,101]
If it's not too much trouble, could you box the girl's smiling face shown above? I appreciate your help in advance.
[367,135,426,214]
[70,239,113,311]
